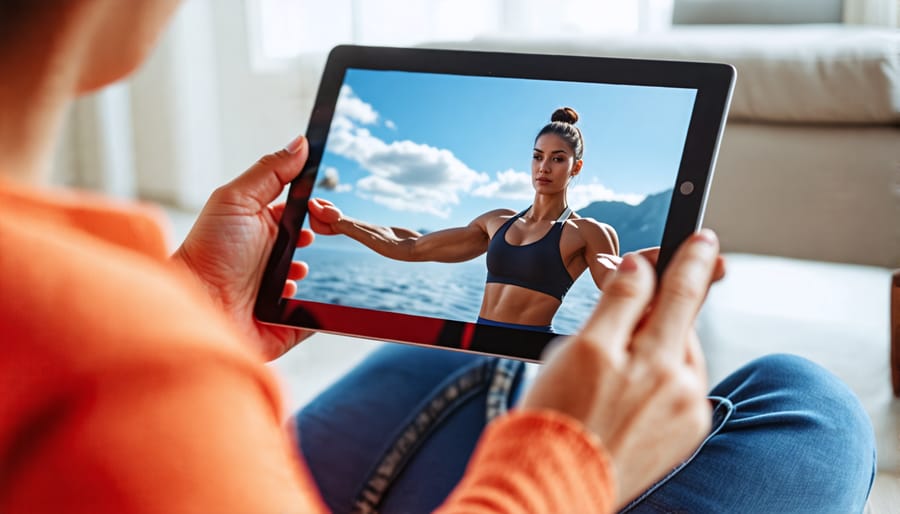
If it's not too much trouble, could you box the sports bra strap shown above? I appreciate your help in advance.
[519,206,572,223]
[556,207,572,223]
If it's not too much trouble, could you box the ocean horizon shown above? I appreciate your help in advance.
[292,243,601,335]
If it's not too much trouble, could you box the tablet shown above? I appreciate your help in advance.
[256,45,734,361]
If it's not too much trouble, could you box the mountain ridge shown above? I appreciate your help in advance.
[578,188,673,253]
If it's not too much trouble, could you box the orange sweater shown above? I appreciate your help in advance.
[0,180,615,513]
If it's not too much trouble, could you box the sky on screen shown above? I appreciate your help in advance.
[314,68,696,231]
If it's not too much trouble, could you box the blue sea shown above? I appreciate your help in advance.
[292,244,601,335]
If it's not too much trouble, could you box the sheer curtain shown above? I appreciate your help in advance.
[251,0,672,63]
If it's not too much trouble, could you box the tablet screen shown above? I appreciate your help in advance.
[256,46,733,360]
[293,68,695,335]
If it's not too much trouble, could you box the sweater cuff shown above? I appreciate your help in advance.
[437,409,616,514]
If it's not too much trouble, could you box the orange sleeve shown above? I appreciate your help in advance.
[0,183,614,514]
[3,351,328,514]
[436,409,617,514]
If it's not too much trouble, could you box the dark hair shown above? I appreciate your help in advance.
[535,107,584,161]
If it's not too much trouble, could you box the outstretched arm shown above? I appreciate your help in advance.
[308,198,501,263]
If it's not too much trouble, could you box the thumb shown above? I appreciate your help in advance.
[218,134,309,212]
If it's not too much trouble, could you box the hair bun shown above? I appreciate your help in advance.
[551,107,579,124]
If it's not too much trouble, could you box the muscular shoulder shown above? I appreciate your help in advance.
[568,216,620,255]
[476,208,517,222]
[473,208,517,233]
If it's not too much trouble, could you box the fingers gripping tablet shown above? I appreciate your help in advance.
[256,45,735,361]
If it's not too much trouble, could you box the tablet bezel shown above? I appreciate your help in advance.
[255,45,735,361]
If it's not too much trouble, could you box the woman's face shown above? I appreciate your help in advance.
[532,133,582,195]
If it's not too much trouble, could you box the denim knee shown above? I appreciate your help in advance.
[625,354,877,513]
[713,353,877,505]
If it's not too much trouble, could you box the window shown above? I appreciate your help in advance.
[248,0,502,67]
[247,0,671,67]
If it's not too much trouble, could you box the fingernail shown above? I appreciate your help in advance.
[617,253,639,273]
[696,228,718,246]
[284,134,305,154]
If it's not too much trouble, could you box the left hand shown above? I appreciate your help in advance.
[172,135,315,361]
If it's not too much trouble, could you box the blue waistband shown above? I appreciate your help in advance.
[476,316,554,334]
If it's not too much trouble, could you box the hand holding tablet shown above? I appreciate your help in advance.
[256,45,735,360]
[522,231,719,507]
[173,135,317,360]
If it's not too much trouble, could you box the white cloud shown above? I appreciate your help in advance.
[336,85,378,125]
[357,175,406,196]
[472,169,533,200]
[567,181,645,209]
[385,119,397,130]
[357,175,456,218]
[326,95,488,216]
[472,170,646,209]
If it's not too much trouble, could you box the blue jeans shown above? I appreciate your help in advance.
[296,346,876,513]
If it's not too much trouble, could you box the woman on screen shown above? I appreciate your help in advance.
[307,107,619,333]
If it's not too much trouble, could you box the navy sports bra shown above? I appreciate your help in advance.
[485,206,575,301]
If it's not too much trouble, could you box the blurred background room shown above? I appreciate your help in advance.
[48,1,899,510]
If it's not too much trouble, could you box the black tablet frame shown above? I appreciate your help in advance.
[255,45,735,361]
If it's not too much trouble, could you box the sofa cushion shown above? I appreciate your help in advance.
[435,25,899,124]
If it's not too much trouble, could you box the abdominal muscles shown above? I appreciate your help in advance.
[478,283,563,326]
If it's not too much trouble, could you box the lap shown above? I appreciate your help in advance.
[296,344,522,513]
[620,354,875,513]
[296,347,875,514]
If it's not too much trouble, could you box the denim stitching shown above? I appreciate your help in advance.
[350,359,496,514]
[486,359,523,421]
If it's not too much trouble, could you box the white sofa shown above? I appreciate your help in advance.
[427,25,899,267]
[419,23,900,476]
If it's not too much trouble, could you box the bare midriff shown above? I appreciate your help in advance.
[478,282,563,326]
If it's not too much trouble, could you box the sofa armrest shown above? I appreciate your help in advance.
[672,0,844,24]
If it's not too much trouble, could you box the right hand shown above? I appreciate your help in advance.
[521,230,720,509]
[307,198,344,235]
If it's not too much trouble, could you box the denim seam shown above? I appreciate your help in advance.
[486,359,523,421]
[350,359,496,514]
